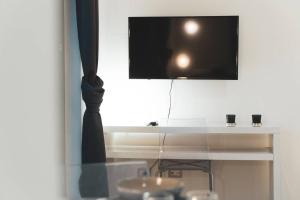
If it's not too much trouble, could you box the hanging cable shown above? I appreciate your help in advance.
[162,79,174,148]
[155,79,174,177]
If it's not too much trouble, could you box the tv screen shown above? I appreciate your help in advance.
[129,16,239,79]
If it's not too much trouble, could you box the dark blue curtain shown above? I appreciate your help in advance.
[76,0,106,164]
[76,0,108,197]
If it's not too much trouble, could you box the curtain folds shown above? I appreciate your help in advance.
[76,0,106,164]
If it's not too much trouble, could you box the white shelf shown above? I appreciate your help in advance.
[104,124,279,135]
[106,145,273,161]
[104,122,280,200]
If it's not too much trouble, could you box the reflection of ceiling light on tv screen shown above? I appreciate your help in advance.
[184,20,199,35]
[176,53,190,69]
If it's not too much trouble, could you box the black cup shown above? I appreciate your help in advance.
[252,114,262,124]
[226,114,236,125]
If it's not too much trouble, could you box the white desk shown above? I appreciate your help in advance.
[103,123,280,200]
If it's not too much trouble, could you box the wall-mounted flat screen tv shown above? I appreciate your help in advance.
[129,16,239,79]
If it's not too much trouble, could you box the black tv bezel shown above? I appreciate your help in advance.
[128,16,239,80]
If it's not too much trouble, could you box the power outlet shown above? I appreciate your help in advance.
[168,170,183,178]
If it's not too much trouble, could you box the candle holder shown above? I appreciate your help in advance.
[226,114,236,127]
[252,114,262,127]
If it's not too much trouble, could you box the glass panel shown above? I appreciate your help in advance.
[72,121,274,200]
[68,161,149,199]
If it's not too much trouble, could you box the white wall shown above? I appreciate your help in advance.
[98,0,300,200]
[0,1,65,200]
